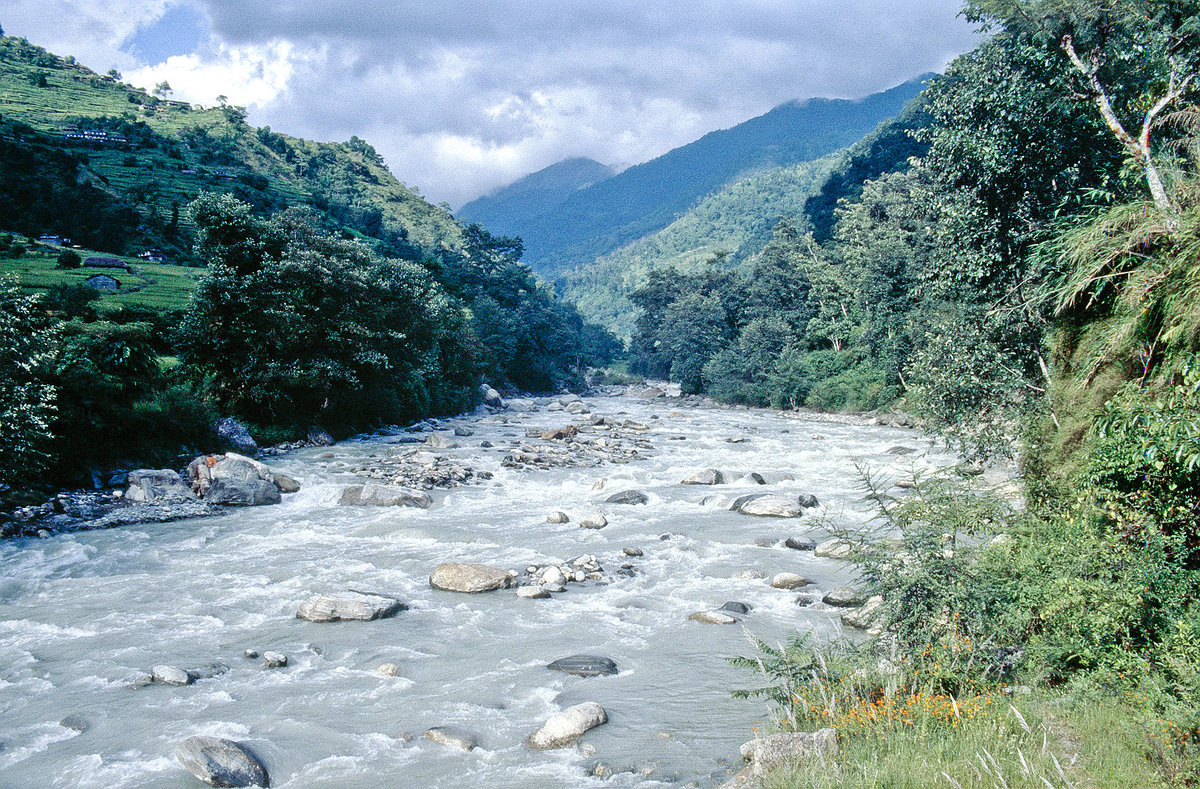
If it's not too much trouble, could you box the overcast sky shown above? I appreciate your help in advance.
[5,2,980,208]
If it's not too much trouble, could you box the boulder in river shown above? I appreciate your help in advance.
[640,387,665,399]
[424,727,479,752]
[516,585,551,599]
[689,610,737,625]
[306,426,335,446]
[540,426,578,441]
[814,538,856,560]
[579,513,608,530]
[151,664,193,686]
[175,735,269,788]
[205,477,281,507]
[213,417,258,453]
[430,562,514,593]
[822,586,867,607]
[606,490,648,505]
[732,494,805,518]
[771,573,813,590]
[296,591,406,622]
[720,601,752,615]
[547,655,619,677]
[481,385,504,408]
[680,469,725,485]
[546,511,569,524]
[526,702,608,749]
[125,469,196,503]
[425,433,459,449]
[339,484,431,508]
[784,537,816,551]
[842,595,885,630]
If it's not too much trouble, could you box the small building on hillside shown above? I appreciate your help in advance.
[137,249,164,262]
[84,274,120,290]
[83,256,130,271]
[37,234,64,245]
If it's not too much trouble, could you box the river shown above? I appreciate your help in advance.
[0,391,960,788]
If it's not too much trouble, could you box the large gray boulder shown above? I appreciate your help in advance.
[425,433,459,449]
[125,469,196,503]
[732,494,805,518]
[213,418,258,453]
[424,727,479,752]
[429,563,513,593]
[771,573,813,590]
[606,490,648,505]
[481,385,504,408]
[175,735,269,787]
[526,702,608,749]
[814,538,856,560]
[822,586,867,607]
[339,484,431,508]
[681,469,725,485]
[205,477,281,506]
[547,655,619,677]
[296,591,406,622]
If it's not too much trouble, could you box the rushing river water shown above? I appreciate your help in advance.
[0,392,962,788]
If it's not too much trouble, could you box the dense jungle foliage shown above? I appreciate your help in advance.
[723,2,1200,785]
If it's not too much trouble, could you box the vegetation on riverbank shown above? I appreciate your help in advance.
[728,1,1200,785]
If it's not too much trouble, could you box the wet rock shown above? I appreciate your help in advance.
[565,401,590,415]
[424,433,459,449]
[640,387,665,398]
[151,665,193,686]
[681,469,725,485]
[243,650,259,659]
[623,420,649,431]
[606,490,648,505]
[205,477,281,507]
[547,655,620,677]
[517,586,551,599]
[453,426,475,437]
[541,566,567,586]
[526,702,608,749]
[338,484,431,508]
[842,595,885,630]
[771,573,813,590]
[689,611,737,625]
[296,591,406,622]
[753,537,775,547]
[175,735,269,788]
[213,417,258,454]
[307,426,335,446]
[546,511,570,524]
[271,474,301,494]
[887,446,916,455]
[59,715,89,733]
[125,469,196,503]
[784,537,816,551]
[822,586,867,607]
[814,538,855,560]
[424,727,478,752]
[742,472,767,485]
[622,547,643,557]
[378,663,403,676]
[479,440,494,448]
[262,652,287,668]
[429,562,514,593]
[732,495,805,518]
[720,601,752,615]
[734,570,766,580]
[540,426,579,441]
[580,514,608,530]
[481,386,505,408]
[797,494,820,509]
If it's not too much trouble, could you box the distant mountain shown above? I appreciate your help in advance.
[477,75,933,277]
[559,154,839,339]
[458,157,614,236]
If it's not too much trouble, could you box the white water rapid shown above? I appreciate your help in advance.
[0,393,960,788]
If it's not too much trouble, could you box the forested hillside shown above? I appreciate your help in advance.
[456,157,615,237]
[0,34,619,491]
[480,77,930,278]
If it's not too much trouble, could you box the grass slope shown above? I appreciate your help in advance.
[0,34,461,261]
[0,247,201,312]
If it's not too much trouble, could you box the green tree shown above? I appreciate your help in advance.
[0,278,58,489]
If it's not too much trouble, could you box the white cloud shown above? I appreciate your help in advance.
[8,1,982,207]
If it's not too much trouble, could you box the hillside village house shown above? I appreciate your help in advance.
[83,256,130,271]
[84,273,120,290]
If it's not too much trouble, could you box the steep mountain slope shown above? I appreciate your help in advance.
[561,154,839,338]
[487,75,933,276]
[457,157,614,235]
[0,34,461,260]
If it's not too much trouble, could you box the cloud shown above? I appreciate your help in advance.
[7,1,981,206]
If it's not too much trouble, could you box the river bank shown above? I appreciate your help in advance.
[0,386,969,788]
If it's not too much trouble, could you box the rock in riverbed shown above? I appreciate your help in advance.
[296,591,406,622]
[125,470,195,503]
[736,729,837,780]
[547,655,619,677]
[424,727,479,752]
[771,573,813,590]
[814,538,855,559]
[688,611,737,625]
[681,469,726,485]
[732,494,807,518]
[526,702,608,749]
[822,586,867,607]
[338,484,431,508]
[606,490,648,505]
[175,735,269,788]
[429,562,514,593]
